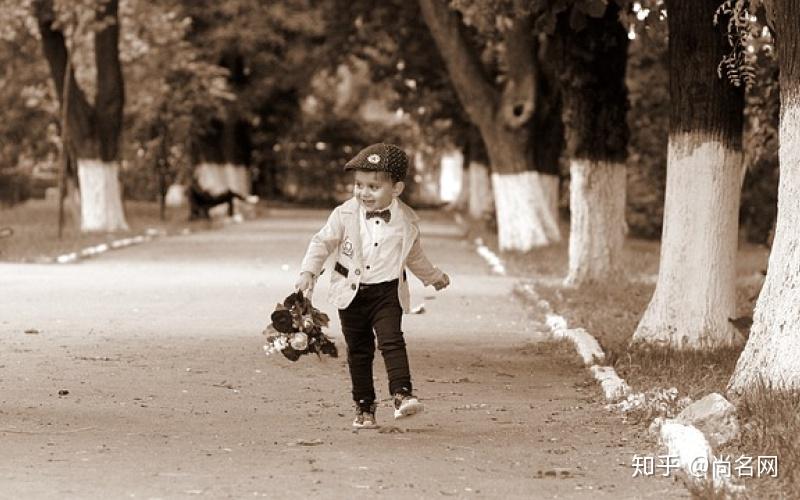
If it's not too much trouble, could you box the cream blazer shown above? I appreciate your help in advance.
[299,197,444,312]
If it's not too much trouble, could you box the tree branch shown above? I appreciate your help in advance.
[418,0,499,128]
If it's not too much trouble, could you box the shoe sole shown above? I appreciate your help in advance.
[394,400,424,419]
[352,420,378,429]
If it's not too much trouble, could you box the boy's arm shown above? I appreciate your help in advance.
[406,233,445,286]
[299,208,342,277]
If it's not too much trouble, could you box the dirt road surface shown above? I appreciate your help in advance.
[0,209,685,499]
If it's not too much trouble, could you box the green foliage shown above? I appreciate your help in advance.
[715,0,762,88]
[323,0,470,153]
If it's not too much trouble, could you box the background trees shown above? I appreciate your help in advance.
[0,0,789,332]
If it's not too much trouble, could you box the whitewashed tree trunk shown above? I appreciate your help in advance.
[439,150,464,203]
[729,97,800,390]
[165,184,187,207]
[224,163,250,197]
[77,159,129,232]
[468,161,493,219]
[194,162,250,196]
[195,162,250,217]
[490,171,560,251]
[632,136,745,348]
[565,160,626,286]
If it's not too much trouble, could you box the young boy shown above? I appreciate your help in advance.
[295,143,450,429]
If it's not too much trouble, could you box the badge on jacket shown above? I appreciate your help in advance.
[342,237,354,257]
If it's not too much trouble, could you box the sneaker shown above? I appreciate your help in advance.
[352,402,378,429]
[393,392,424,419]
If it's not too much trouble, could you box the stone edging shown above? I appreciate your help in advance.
[516,280,743,496]
[473,238,506,275]
[515,281,631,401]
[466,236,743,497]
[53,227,178,264]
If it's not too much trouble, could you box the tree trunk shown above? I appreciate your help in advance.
[633,0,745,349]
[565,160,626,285]
[468,161,493,219]
[463,126,492,219]
[450,146,469,211]
[35,0,129,233]
[77,159,129,232]
[192,112,252,217]
[634,139,745,347]
[418,0,561,251]
[555,4,630,285]
[483,125,560,251]
[729,0,800,390]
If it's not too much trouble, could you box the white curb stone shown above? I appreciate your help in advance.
[660,422,711,481]
[56,252,78,264]
[553,327,605,365]
[659,421,744,494]
[545,313,568,332]
[55,227,174,264]
[590,365,631,401]
[474,238,506,275]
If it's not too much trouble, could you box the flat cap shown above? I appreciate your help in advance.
[344,143,408,183]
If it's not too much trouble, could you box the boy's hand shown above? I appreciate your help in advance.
[295,271,315,294]
[432,273,450,291]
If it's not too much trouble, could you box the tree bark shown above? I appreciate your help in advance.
[78,159,129,232]
[729,0,800,390]
[419,0,561,250]
[464,127,493,219]
[565,160,626,286]
[192,112,252,217]
[555,5,629,285]
[482,124,560,249]
[633,0,745,348]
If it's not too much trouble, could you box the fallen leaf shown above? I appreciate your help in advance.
[289,438,324,446]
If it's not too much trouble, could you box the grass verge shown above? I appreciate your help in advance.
[0,198,263,262]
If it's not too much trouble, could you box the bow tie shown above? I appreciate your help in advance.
[366,209,391,223]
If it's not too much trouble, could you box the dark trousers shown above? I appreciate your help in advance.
[338,279,411,406]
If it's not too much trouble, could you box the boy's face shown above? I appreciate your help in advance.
[353,170,404,210]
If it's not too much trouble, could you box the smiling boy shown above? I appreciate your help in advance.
[295,143,450,428]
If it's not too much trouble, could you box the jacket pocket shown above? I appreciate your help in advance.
[334,261,349,278]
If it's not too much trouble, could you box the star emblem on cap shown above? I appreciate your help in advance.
[367,154,381,164]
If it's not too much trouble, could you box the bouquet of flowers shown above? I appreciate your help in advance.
[262,290,338,362]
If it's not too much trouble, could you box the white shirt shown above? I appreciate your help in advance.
[359,199,403,283]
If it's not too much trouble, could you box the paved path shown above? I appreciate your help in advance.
[0,209,684,499]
